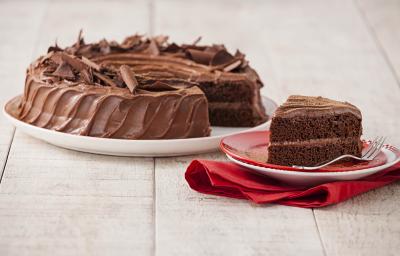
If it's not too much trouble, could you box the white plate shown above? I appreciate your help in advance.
[4,95,277,157]
[226,146,400,186]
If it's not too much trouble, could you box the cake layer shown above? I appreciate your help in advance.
[267,95,363,167]
[208,102,265,126]
[270,112,362,142]
[18,51,211,140]
[268,137,363,166]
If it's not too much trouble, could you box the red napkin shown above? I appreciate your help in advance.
[185,160,400,208]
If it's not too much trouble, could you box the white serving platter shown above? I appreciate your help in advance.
[4,95,277,157]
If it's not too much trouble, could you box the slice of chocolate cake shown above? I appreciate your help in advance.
[268,95,363,167]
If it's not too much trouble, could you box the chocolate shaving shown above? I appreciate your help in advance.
[163,43,181,53]
[51,62,75,79]
[80,69,93,84]
[210,49,234,66]
[120,35,142,49]
[192,36,202,45]
[48,40,63,53]
[81,56,100,71]
[61,53,87,71]
[143,39,160,56]
[141,81,178,91]
[154,35,168,45]
[98,39,111,54]
[77,29,84,47]
[93,71,118,87]
[119,65,138,93]
[186,49,214,65]
[223,59,242,72]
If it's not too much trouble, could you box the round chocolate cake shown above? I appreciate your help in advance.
[17,33,267,139]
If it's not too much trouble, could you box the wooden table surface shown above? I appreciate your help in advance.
[0,0,399,255]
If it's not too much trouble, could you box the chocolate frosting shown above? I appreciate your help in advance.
[18,32,266,139]
[274,95,362,119]
[18,38,213,139]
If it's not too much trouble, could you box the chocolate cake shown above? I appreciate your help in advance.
[268,95,363,166]
[62,33,267,127]
[17,33,268,139]
[18,51,210,139]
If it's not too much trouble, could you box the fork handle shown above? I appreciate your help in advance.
[292,154,364,170]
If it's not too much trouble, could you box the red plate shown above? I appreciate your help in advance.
[220,130,392,172]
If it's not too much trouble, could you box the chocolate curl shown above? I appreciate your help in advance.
[51,62,75,79]
[143,39,160,56]
[61,53,87,71]
[47,38,63,53]
[154,35,169,45]
[186,49,214,65]
[93,71,118,87]
[77,29,84,47]
[141,81,178,91]
[120,34,142,49]
[81,56,101,71]
[119,65,139,94]
[192,36,202,45]
[80,69,93,84]
[223,59,242,72]
[210,49,234,66]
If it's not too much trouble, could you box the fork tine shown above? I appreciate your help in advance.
[364,136,384,159]
[362,137,381,159]
[362,136,379,157]
[368,137,386,160]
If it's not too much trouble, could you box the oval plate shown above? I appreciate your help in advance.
[4,95,277,157]
[221,131,400,186]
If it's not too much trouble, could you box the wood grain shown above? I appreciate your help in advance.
[155,153,324,255]
[0,0,48,181]
[0,132,154,256]
[0,1,155,255]
[154,0,400,255]
[356,0,400,85]
[0,0,399,255]
[313,1,400,255]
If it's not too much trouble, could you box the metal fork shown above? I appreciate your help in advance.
[292,136,387,170]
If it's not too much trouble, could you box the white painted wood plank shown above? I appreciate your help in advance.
[155,154,323,256]
[33,0,152,56]
[356,0,400,83]
[0,1,155,255]
[314,183,400,256]
[154,0,400,255]
[0,132,154,256]
[0,0,48,179]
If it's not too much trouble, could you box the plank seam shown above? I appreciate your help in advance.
[153,158,157,256]
[0,128,15,183]
[313,209,327,256]
[353,0,400,89]
[148,0,155,36]
[1,0,51,184]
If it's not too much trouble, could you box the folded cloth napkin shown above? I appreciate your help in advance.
[185,160,400,208]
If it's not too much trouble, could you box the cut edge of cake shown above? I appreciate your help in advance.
[267,95,363,167]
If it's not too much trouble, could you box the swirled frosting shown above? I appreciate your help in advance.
[274,95,362,119]
[18,33,267,139]
[18,50,210,139]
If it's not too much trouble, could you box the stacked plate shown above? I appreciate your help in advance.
[220,131,400,186]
